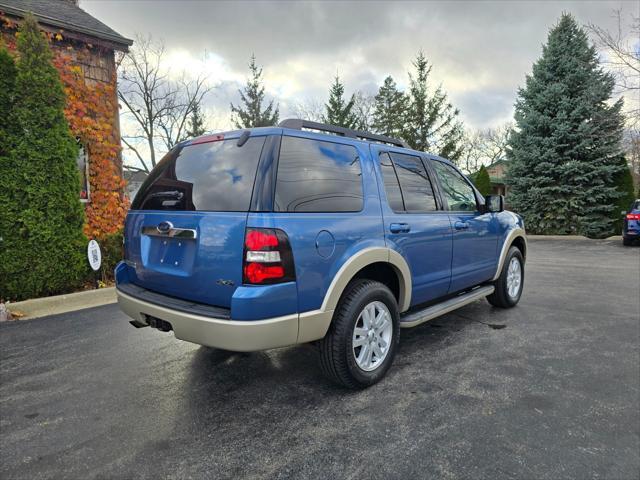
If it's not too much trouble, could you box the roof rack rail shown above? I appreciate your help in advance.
[278,118,409,149]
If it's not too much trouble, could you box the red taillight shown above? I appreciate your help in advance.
[626,213,640,220]
[243,228,295,285]
[245,230,279,250]
[244,263,285,284]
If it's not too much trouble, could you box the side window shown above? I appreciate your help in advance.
[274,136,363,212]
[388,152,437,213]
[432,160,478,212]
[378,153,404,212]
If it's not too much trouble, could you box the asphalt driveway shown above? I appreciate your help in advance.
[1,238,639,479]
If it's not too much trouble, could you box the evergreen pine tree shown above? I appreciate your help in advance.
[323,75,358,129]
[0,15,86,300]
[186,103,206,138]
[230,54,279,128]
[506,14,626,237]
[404,51,464,161]
[474,165,492,196]
[372,75,407,138]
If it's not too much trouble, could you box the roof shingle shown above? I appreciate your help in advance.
[0,0,132,49]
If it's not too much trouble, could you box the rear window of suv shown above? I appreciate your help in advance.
[274,136,363,212]
[132,137,266,211]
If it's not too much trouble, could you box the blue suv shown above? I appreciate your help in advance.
[623,199,640,246]
[116,119,527,388]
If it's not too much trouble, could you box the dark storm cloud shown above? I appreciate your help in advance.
[84,0,636,129]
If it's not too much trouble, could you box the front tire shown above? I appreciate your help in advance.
[318,280,400,388]
[487,246,524,308]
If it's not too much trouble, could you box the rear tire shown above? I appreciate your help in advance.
[318,280,400,389]
[623,237,633,246]
[487,246,524,308]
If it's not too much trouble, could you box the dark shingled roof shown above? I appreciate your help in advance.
[0,0,132,49]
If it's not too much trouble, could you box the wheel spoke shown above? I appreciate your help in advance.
[354,327,368,337]
[374,310,385,328]
[358,344,370,365]
[375,317,389,335]
[372,342,384,359]
[362,308,372,328]
[363,344,373,367]
[353,336,367,347]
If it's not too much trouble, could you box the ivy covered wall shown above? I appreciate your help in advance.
[1,15,128,240]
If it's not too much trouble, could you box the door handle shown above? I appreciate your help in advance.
[389,223,411,234]
[454,221,469,230]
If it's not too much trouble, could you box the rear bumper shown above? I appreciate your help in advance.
[117,288,299,351]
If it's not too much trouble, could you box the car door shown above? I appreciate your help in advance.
[430,159,499,293]
[372,145,453,306]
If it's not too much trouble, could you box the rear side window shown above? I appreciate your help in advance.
[381,152,437,213]
[274,136,363,212]
[132,137,266,211]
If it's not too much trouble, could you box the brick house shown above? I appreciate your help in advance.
[0,0,132,237]
[485,159,509,196]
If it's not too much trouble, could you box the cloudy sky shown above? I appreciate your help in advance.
[83,0,638,137]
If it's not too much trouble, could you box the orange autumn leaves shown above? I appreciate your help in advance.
[55,52,128,238]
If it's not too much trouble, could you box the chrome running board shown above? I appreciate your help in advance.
[399,285,495,328]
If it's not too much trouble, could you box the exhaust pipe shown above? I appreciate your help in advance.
[147,316,173,332]
[129,319,149,328]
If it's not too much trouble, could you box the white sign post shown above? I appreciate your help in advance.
[87,240,102,288]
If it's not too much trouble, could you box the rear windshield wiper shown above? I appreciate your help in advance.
[148,190,184,200]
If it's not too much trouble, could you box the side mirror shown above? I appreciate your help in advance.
[485,194,504,213]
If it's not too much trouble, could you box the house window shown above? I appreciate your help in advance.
[77,142,90,202]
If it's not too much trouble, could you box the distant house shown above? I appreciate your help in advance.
[0,0,133,236]
[124,170,148,201]
[485,159,509,196]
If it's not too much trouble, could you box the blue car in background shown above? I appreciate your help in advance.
[623,199,640,246]
[115,119,527,388]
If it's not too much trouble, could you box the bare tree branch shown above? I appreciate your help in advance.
[587,9,640,126]
[121,136,150,173]
[118,34,213,172]
[290,98,325,123]
[460,123,512,174]
[122,164,148,173]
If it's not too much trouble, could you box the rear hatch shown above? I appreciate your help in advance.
[124,134,267,308]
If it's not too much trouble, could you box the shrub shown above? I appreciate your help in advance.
[0,16,87,301]
[97,230,124,282]
[0,41,15,149]
[473,165,492,196]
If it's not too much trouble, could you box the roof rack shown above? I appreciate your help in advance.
[278,119,409,149]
